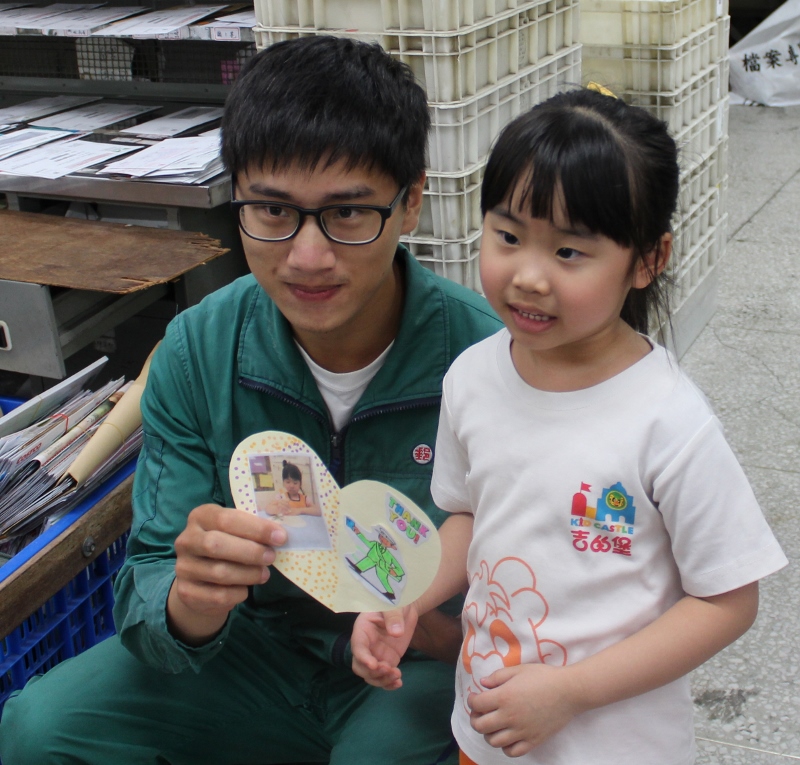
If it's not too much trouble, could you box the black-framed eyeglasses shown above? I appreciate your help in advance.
[231,185,408,245]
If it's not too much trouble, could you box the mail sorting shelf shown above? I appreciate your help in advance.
[0,398,135,718]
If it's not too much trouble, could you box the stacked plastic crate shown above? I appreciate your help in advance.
[253,0,581,291]
[581,0,730,355]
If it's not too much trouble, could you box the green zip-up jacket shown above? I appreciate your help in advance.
[113,246,501,674]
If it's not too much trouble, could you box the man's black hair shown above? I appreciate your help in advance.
[481,89,680,334]
[222,36,430,190]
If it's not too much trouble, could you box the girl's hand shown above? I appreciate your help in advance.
[468,664,584,757]
[351,606,419,690]
[267,496,291,516]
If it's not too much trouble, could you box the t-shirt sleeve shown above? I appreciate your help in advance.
[431,372,473,515]
[654,416,787,597]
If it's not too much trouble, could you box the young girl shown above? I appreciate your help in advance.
[268,460,321,516]
[351,89,787,765]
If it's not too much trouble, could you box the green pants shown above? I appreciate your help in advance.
[0,611,457,765]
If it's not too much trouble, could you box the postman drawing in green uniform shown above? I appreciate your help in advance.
[345,517,406,603]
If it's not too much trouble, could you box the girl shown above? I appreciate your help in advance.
[351,89,787,765]
[268,460,321,516]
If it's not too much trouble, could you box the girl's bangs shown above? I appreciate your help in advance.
[483,109,636,248]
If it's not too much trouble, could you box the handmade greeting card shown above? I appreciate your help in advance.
[229,431,441,613]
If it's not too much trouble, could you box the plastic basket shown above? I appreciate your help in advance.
[253,0,578,103]
[673,176,726,261]
[672,94,729,167]
[580,0,728,47]
[581,15,728,94]
[256,0,552,33]
[679,135,727,210]
[0,532,129,716]
[426,45,580,174]
[624,59,728,140]
[672,211,727,308]
[403,228,483,292]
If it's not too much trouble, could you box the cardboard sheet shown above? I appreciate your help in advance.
[0,209,228,293]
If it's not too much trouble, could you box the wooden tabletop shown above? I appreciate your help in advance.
[0,209,229,294]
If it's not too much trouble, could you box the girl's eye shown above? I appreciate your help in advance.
[498,230,519,246]
[556,247,582,261]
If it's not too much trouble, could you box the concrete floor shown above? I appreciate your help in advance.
[683,105,800,764]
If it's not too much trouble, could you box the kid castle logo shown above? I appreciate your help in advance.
[569,482,635,557]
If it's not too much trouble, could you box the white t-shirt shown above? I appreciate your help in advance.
[297,342,393,432]
[431,330,787,765]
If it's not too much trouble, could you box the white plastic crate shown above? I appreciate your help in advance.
[580,0,728,47]
[672,211,726,308]
[253,0,578,103]
[404,229,483,291]
[679,135,727,210]
[672,177,726,268]
[256,0,556,34]
[417,167,484,241]
[581,16,728,94]
[672,94,729,166]
[427,45,580,173]
[625,59,728,139]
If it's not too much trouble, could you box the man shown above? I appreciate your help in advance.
[0,36,500,765]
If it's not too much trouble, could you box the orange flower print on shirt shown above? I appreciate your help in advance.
[459,557,567,704]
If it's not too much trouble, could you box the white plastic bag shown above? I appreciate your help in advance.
[730,0,800,105]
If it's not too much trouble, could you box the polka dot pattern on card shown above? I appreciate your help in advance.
[230,432,340,603]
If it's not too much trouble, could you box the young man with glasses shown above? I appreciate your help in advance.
[0,36,500,765]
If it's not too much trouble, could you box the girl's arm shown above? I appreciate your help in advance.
[470,582,759,758]
[351,511,473,688]
[302,495,322,515]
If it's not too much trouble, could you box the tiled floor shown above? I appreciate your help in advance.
[683,105,800,763]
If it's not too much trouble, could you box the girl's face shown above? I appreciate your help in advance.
[283,476,302,495]
[480,188,656,390]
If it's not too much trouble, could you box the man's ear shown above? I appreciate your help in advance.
[633,232,672,289]
[400,172,426,235]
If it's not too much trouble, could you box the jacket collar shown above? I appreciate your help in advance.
[237,245,449,416]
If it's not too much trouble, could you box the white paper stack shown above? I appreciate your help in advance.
[98,135,223,183]
[0,95,101,125]
[0,127,76,161]
[0,138,138,179]
[93,5,226,39]
[36,5,144,36]
[0,3,102,34]
[31,101,158,131]
[197,9,255,41]
[119,106,224,138]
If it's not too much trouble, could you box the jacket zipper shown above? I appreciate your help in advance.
[240,376,439,666]
[239,376,439,485]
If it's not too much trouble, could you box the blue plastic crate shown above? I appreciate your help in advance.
[0,396,136,715]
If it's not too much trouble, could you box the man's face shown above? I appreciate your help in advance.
[234,161,423,359]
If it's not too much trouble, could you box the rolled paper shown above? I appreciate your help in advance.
[66,341,160,486]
